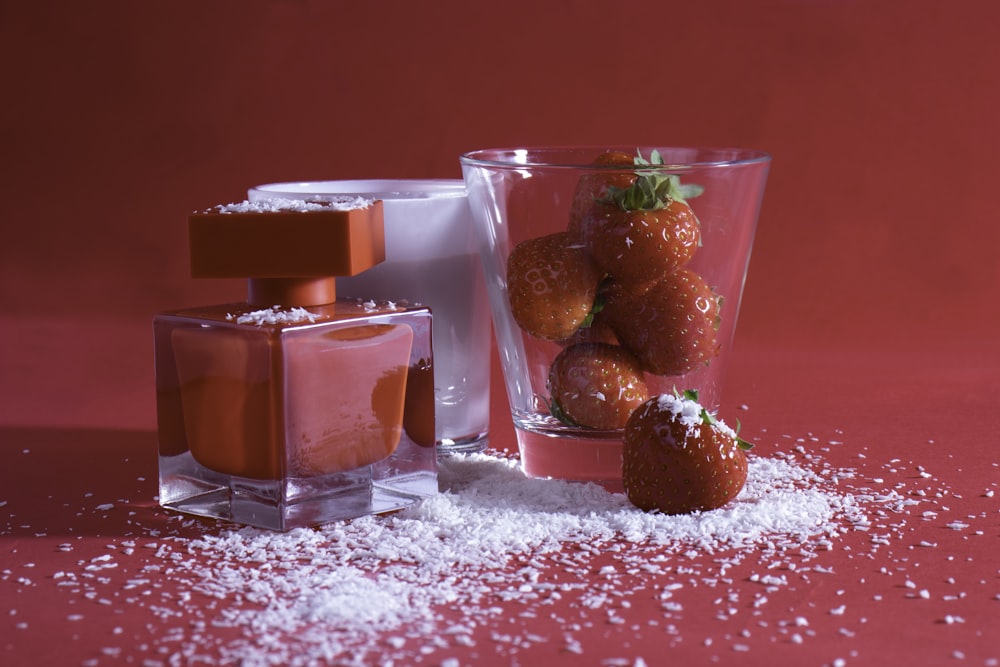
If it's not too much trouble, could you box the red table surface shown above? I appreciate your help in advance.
[2,333,998,667]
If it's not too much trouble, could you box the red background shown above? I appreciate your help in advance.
[3,0,999,430]
[2,2,1000,666]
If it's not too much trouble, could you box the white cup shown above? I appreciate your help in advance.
[248,180,491,453]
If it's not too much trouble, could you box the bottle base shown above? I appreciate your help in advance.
[158,452,438,531]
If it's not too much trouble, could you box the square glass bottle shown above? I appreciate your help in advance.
[153,198,438,531]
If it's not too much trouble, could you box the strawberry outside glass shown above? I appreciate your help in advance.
[460,146,770,490]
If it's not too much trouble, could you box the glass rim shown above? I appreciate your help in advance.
[459,145,771,170]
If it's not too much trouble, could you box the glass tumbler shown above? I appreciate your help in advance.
[460,146,770,489]
[248,180,491,453]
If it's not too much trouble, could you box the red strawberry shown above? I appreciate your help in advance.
[588,163,702,295]
[604,269,721,376]
[555,277,620,346]
[557,310,619,347]
[548,342,649,430]
[568,150,638,239]
[622,390,751,514]
[506,231,603,341]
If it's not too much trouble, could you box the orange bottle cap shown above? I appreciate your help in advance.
[188,198,385,279]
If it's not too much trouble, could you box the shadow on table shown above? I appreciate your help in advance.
[0,427,183,538]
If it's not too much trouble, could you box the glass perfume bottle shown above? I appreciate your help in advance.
[153,197,437,531]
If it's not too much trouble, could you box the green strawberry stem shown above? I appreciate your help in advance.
[639,150,706,201]
[679,388,754,450]
[604,150,705,212]
[579,294,604,329]
[579,277,613,328]
[733,419,754,451]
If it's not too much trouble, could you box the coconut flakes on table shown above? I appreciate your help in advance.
[24,435,966,667]
[131,449,871,666]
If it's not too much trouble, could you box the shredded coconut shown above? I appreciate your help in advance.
[10,433,994,666]
[108,450,877,665]
[208,196,373,214]
[361,299,405,312]
[652,393,739,439]
[227,306,319,326]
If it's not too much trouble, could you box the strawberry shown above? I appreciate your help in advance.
[568,150,638,239]
[506,231,603,341]
[557,310,619,347]
[604,269,721,376]
[547,342,649,430]
[587,152,703,294]
[622,390,752,514]
[554,277,620,346]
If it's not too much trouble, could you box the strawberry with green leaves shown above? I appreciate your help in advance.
[622,390,752,514]
[587,152,703,295]
[604,269,721,376]
[548,342,649,430]
[506,231,603,341]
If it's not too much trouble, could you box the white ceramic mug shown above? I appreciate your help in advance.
[248,179,491,453]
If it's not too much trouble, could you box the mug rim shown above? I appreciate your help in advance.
[249,179,467,200]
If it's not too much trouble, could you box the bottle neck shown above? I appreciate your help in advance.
[247,277,337,308]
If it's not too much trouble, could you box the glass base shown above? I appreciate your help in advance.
[158,452,438,531]
[515,427,624,493]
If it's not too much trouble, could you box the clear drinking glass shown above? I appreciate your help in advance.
[461,146,770,489]
[248,180,491,453]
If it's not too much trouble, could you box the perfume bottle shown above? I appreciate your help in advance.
[153,197,437,531]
